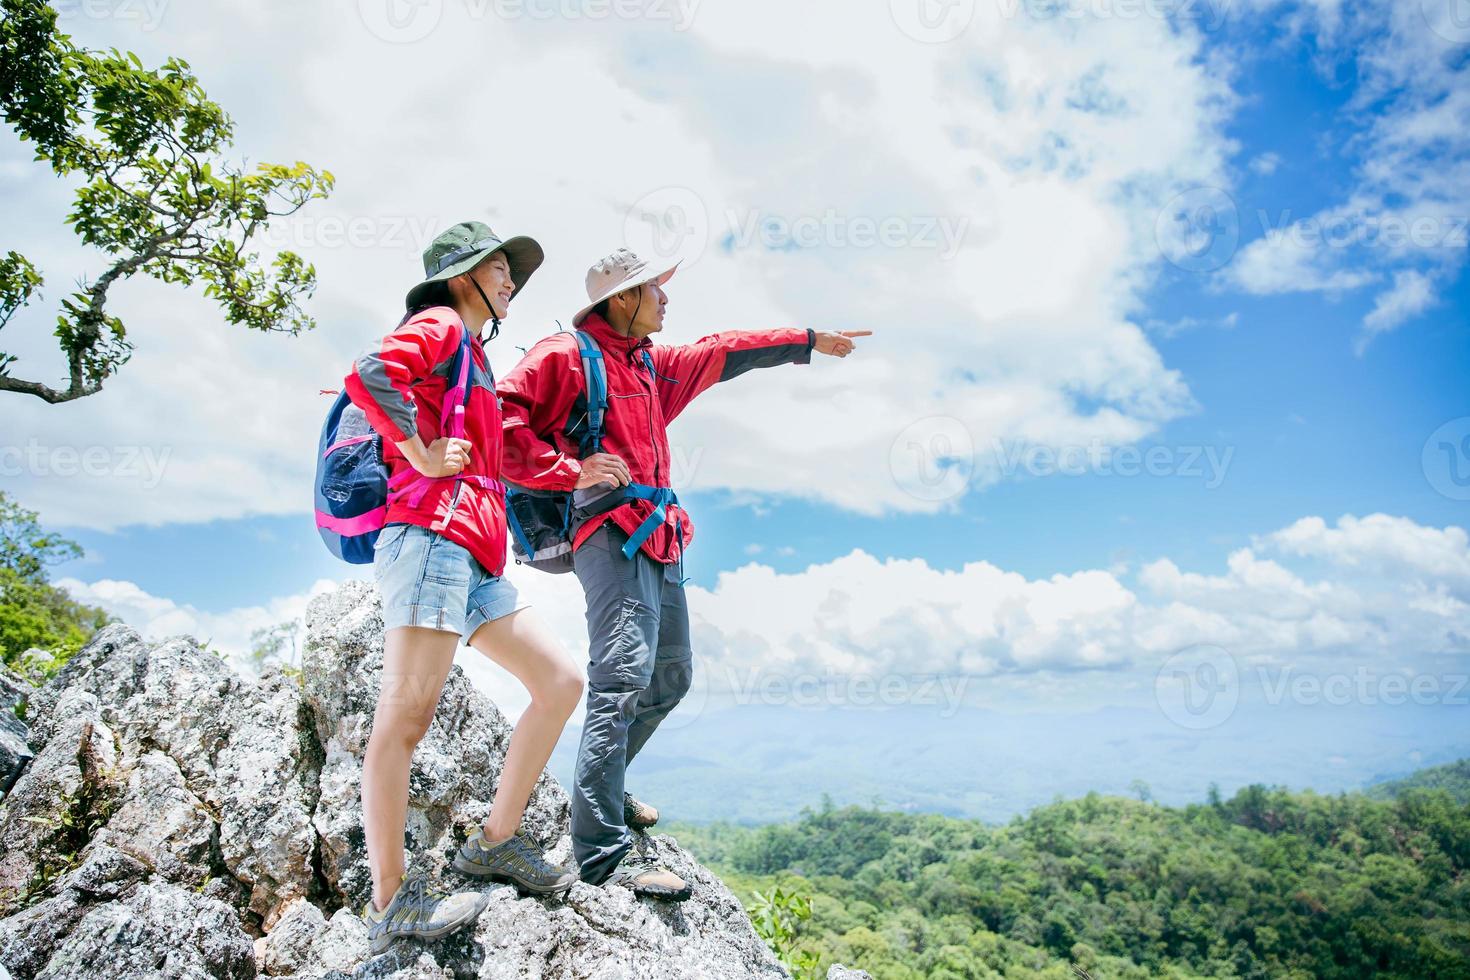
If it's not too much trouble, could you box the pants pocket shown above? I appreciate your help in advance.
[422,532,473,587]
[372,526,413,585]
[589,596,658,691]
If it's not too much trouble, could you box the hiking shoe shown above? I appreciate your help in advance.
[605,857,693,902]
[361,871,488,955]
[453,829,576,896]
[623,792,659,830]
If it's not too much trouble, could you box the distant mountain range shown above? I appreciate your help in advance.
[551,698,1470,824]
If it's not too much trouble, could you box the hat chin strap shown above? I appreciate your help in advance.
[618,287,644,340]
[469,277,502,341]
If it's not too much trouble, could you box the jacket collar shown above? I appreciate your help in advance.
[577,312,652,362]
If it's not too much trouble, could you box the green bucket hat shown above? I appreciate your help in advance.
[404,220,545,312]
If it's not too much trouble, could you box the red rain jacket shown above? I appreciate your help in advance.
[343,306,509,576]
[497,313,815,564]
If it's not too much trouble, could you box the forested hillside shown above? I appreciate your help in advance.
[670,768,1470,979]
[1367,759,1470,805]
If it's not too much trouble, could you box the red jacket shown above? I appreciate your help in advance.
[497,314,815,563]
[343,306,509,576]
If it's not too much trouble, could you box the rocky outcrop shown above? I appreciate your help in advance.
[0,663,33,802]
[0,582,797,979]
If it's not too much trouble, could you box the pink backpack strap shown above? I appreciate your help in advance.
[439,320,474,441]
[390,321,500,531]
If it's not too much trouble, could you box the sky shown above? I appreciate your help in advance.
[3,0,1468,807]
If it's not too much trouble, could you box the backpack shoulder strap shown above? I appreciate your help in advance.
[442,322,477,440]
[574,330,608,455]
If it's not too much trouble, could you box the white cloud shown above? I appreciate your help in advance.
[57,575,343,672]
[693,512,1469,684]
[1143,312,1238,338]
[3,0,1237,529]
[1263,513,1470,581]
[60,512,1470,717]
[1249,152,1282,176]
[1228,216,1380,295]
[1358,269,1436,351]
[1225,1,1468,347]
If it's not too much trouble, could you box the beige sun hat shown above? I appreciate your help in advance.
[571,248,679,326]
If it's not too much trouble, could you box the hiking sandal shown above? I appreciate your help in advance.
[623,792,660,831]
[605,857,692,901]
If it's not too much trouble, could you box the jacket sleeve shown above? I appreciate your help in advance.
[496,335,585,491]
[343,308,462,444]
[648,327,815,422]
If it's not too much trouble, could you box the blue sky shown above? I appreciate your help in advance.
[6,0,1468,800]
[46,9,1469,603]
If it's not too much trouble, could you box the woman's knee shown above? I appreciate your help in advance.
[370,704,436,749]
[545,668,585,715]
[528,663,584,716]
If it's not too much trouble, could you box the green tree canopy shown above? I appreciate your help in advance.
[0,0,333,403]
[0,491,110,676]
[670,774,1470,980]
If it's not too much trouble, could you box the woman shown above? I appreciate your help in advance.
[343,221,585,955]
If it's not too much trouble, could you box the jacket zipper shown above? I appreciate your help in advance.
[636,347,670,561]
[637,348,662,487]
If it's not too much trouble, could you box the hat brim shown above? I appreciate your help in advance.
[404,235,546,312]
[571,260,679,327]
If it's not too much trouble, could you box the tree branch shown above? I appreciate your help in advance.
[0,372,98,403]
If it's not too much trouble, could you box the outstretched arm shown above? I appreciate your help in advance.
[649,327,870,421]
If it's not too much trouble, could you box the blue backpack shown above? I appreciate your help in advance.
[505,331,680,573]
[314,325,477,563]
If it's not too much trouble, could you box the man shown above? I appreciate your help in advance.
[497,248,868,898]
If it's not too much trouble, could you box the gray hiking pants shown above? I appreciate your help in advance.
[570,522,693,883]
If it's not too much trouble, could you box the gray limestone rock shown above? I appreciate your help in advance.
[0,581,865,979]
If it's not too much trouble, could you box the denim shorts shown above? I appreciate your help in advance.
[373,522,528,639]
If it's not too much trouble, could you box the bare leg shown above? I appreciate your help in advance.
[467,608,584,842]
[362,625,460,911]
